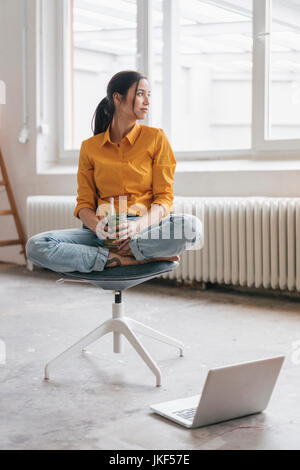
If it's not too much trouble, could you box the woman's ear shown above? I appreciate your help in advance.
[112,92,122,106]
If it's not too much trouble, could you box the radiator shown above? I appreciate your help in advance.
[26,196,82,236]
[26,195,300,292]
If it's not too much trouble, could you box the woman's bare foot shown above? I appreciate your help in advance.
[147,255,180,262]
[108,244,133,257]
[105,252,142,268]
[105,251,180,268]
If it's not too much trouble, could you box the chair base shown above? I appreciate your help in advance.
[44,292,184,387]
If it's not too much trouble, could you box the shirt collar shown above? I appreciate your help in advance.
[101,123,140,147]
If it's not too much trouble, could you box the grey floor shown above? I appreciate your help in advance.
[0,261,299,450]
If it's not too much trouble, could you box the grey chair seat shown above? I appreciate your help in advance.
[58,260,179,291]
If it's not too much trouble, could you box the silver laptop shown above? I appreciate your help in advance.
[150,355,285,428]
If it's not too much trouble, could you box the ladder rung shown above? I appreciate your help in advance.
[0,210,14,216]
[0,147,27,262]
[0,239,22,247]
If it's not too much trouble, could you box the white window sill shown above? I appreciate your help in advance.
[37,159,300,175]
[176,159,300,172]
[38,164,78,175]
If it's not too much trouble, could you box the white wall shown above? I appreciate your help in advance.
[1,0,300,266]
[0,0,76,265]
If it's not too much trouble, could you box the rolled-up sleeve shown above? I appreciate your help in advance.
[152,129,176,217]
[73,141,97,219]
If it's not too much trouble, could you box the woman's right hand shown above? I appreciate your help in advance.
[95,216,109,240]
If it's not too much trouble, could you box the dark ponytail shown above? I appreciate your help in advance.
[93,96,114,136]
[91,70,147,135]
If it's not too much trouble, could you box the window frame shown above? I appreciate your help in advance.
[253,0,300,152]
[56,0,300,164]
[57,0,74,162]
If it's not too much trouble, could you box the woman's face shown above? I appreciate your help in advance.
[114,78,151,121]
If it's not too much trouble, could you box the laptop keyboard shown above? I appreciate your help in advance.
[174,407,197,421]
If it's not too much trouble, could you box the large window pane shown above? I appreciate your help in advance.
[67,0,137,149]
[175,0,253,151]
[269,0,300,140]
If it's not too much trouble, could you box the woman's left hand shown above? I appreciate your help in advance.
[109,219,141,245]
[116,238,132,255]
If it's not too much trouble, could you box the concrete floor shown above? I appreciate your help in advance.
[0,261,300,450]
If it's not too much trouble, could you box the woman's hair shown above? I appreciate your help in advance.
[91,70,147,135]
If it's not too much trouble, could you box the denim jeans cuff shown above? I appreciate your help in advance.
[129,237,146,260]
[93,246,109,271]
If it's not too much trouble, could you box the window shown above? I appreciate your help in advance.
[62,0,138,151]
[269,0,300,140]
[58,0,300,161]
[176,0,253,151]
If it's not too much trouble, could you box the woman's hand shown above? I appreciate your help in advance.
[95,216,109,239]
[111,219,146,256]
[117,239,132,256]
[109,219,141,243]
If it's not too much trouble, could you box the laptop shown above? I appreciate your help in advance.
[150,355,285,428]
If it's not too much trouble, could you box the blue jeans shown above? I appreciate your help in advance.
[25,213,202,273]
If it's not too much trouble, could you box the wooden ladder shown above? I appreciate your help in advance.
[0,147,27,261]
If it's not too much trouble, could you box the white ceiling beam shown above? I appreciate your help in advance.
[75,43,135,55]
[74,0,300,32]
[73,20,255,45]
[200,0,252,18]
[203,0,300,31]
[73,5,298,41]
[75,0,135,22]
[73,20,254,44]
[74,42,300,65]
[73,13,134,29]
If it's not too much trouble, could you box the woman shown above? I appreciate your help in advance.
[26,70,202,272]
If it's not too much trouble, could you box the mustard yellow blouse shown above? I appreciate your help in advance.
[74,123,176,219]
